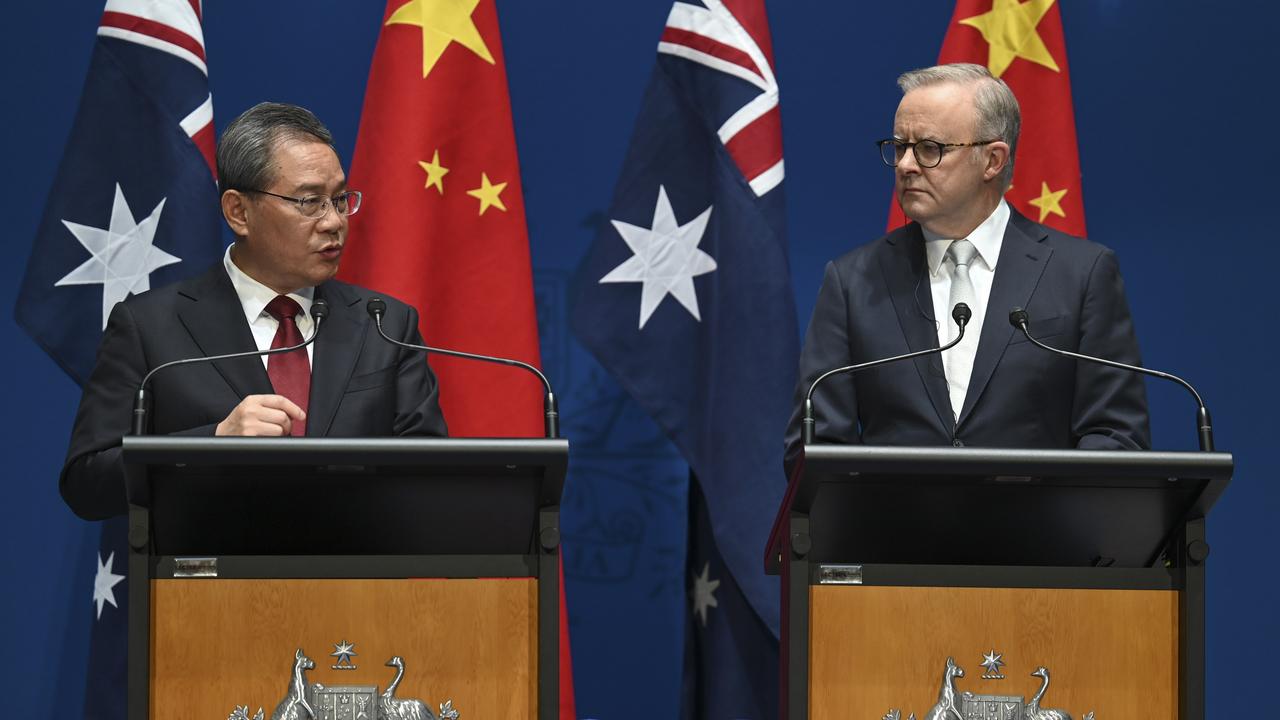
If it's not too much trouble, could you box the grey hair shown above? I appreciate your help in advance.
[216,102,337,194]
[897,63,1020,188]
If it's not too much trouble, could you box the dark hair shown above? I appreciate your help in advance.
[216,102,336,193]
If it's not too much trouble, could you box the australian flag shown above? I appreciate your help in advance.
[14,1,222,717]
[572,1,798,717]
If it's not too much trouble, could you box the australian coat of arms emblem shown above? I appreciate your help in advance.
[882,656,1096,720]
[227,648,459,720]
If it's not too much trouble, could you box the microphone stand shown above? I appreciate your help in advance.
[802,303,971,444]
[1008,307,1213,451]
[131,299,329,436]
[366,299,559,439]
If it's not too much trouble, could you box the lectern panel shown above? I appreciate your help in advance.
[150,578,536,720]
[809,585,1176,719]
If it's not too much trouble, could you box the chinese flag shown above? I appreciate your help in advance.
[341,1,574,716]
[889,0,1086,236]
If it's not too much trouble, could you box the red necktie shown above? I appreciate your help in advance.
[264,295,310,436]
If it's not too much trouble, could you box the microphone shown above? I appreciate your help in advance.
[802,303,971,444]
[1008,307,1214,451]
[365,298,560,439]
[131,298,329,436]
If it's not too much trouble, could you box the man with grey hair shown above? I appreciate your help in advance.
[785,63,1148,468]
[60,102,447,520]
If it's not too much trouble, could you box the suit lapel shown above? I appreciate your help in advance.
[176,265,274,398]
[957,210,1052,425]
[306,280,367,437]
[881,225,955,432]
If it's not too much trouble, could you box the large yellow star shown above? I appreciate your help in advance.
[386,0,494,79]
[1028,181,1068,223]
[466,173,507,215]
[959,0,1060,78]
[418,150,449,194]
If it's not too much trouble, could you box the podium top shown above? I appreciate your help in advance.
[765,445,1233,574]
[122,436,569,556]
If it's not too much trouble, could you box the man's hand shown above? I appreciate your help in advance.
[215,394,306,436]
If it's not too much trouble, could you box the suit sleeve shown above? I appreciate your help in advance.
[1072,248,1151,449]
[60,301,145,520]
[784,261,861,478]
[391,305,448,437]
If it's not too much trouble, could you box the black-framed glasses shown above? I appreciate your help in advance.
[244,189,363,218]
[876,138,999,168]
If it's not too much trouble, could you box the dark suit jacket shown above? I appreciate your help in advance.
[61,264,448,519]
[784,209,1150,470]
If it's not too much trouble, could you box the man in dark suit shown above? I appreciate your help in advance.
[785,64,1148,469]
[61,102,447,519]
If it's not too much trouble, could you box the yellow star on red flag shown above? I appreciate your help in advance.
[1028,181,1069,223]
[959,0,1061,77]
[418,150,449,194]
[466,173,507,215]
[386,0,494,79]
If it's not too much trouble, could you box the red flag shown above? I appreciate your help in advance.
[342,0,543,438]
[341,1,574,716]
[889,0,1086,236]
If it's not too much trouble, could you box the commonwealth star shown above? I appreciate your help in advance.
[56,183,181,329]
[599,185,716,330]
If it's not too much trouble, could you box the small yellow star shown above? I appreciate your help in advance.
[1028,181,1068,223]
[959,0,1060,78]
[418,150,449,194]
[386,0,494,79]
[466,173,507,215]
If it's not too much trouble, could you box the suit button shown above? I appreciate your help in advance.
[952,439,965,447]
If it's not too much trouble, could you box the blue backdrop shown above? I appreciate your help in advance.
[1,2,1274,718]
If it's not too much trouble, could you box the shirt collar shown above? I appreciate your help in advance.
[923,198,1010,277]
[223,244,315,324]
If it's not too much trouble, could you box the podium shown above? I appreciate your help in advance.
[766,445,1232,720]
[122,436,567,720]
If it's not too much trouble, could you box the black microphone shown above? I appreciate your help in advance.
[365,298,560,439]
[131,298,329,436]
[802,303,971,444]
[1008,307,1214,451]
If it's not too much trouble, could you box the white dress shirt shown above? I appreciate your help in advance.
[923,199,1010,421]
[222,245,316,369]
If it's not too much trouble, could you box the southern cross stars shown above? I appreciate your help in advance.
[56,183,182,329]
[93,551,125,620]
[691,561,721,627]
[599,185,716,330]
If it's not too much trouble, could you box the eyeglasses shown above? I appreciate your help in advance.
[244,189,363,218]
[876,138,1000,169]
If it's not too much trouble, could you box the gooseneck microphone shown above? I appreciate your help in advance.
[802,303,971,444]
[365,298,560,439]
[1008,307,1214,451]
[131,299,330,436]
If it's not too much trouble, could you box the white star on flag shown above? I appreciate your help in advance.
[56,183,182,329]
[93,551,125,620]
[691,560,721,627]
[599,185,716,329]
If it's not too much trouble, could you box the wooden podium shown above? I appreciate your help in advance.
[122,436,567,720]
[766,445,1232,720]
